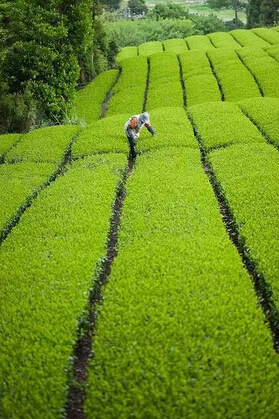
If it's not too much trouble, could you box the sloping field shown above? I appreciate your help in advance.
[1,28,279,419]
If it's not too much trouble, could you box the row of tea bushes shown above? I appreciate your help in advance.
[185,34,215,51]
[238,97,279,148]
[230,29,270,47]
[147,53,183,110]
[236,47,279,97]
[252,27,279,45]
[266,44,279,62]
[163,38,188,54]
[138,41,163,56]
[207,31,241,49]
[208,143,279,312]
[5,125,80,164]
[0,133,22,161]
[179,50,221,106]
[75,70,119,124]
[106,56,148,117]
[188,101,265,151]
[0,153,127,419]
[207,49,261,101]
[85,147,279,418]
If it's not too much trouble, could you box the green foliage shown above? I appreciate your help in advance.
[207,49,262,101]
[116,46,138,63]
[0,162,55,233]
[207,31,242,48]
[209,142,279,309]
[246,0,261,28]
[265,44,279,62]
[179,50,221,106]
[251,27,279,44]
[185,34,215,50]
[128,0,148,14]
[236,47,279,97]
[138,41,164,55]
[85,147,279,419]
[106,56,148,116]
[149,2,189,20]
[229,28,270,46]
[106,18,195,48]
[75,69,119,124]
[190,13,225,34]
[0,133,22,159]
[6,125,80,163]
[72,114,130,158]
[138,107,198,151]
[147,53,184,110]
[0,153,127,419]
[188,101,265,151]
[238,97,279,147]
[163,38,188,53]
[259,0,279,26]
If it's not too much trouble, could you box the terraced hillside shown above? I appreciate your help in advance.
[0,28,279,419]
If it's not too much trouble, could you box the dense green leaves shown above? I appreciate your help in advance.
[6,125,80,163]
[207,49,261,101]
[230,28,270,47]
[0,153,127,419]
[238,97,279,147]
[163,38,188,54]
[207,31,242,48]
[138,41,163,56]
[209,143,279,309]
[116,46,138,64]
[147,53,183,110]
[75,69,119,123]
[185,34,215,50]
[188,101,265,151]
[85,147,279,419]
[0,133,22,160]
[251,27,279,44]
[179,50,221,106]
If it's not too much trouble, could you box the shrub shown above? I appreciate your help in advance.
[207,31,242,48]
[185,34,215,50]
[138,41,163,56]
[251,27,279,44]
[0,133,22,160]
[188,101,265,151]
[85,147,279,419]
[116,46,138,64]
[0,153,127,419]
[229,29,270,47]
[179,50,221,106]
[207,49,261,101]
[265,44,279,62]
[163,38,188,53]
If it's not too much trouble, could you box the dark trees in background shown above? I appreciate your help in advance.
[246,0,261,27]
[247,0,279,27]
[0,0,117,133]
[128,0,148,15]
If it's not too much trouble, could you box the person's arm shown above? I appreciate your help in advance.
[145,123,156,136]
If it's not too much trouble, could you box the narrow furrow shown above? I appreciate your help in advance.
[177,54,187,108]
[66,158,134,419]
[188,111,279,353]
[142,57,150,112]
[100,69,122,118]
[0,129,81,247]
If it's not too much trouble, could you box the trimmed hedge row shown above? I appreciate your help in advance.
[71,114,130,158]
[5,125,80,163]
[138,41,163,56]
[252,27,279,45]
[0,134,22,161]
[185,34,215,51]
[116,46,138,64]
[107,56,148,117]
[138,107,198,152]
[265,44,279,63]
[146,53,183,110]
[0,162,55,233]
[75,70,119,124]
[238,97,279,147]
[179,50,221,106]
[230,29,270,47]
[209,142,279,310]
[0,153,127,419]
[207,31,242,49]
[207,49,261,101]
[85,147,279,419]
[236,47,279,98]
[163,38,188,54]
[188,101,265,151]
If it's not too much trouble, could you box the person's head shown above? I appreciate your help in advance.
[139,112,149,124]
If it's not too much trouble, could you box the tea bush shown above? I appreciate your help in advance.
[230,29,270,47]
[185,34,215,51]
[207,31,242,49]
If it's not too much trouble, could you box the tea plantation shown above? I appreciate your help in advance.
[0,28,279,419]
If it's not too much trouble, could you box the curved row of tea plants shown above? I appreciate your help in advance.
[85,147,279,419]
[230,29,270,47]
[236,47,279,97]
[266,44,279,63]
[0,133,22,162]
[207,49,261,102]
[179,50,221,106]
[106,56,148,117]
[238,97,279,148]
[147,53,183,110]
[0,153,127,419]
[75,70,119,124]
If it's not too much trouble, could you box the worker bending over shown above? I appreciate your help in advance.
[124,112,156,159]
